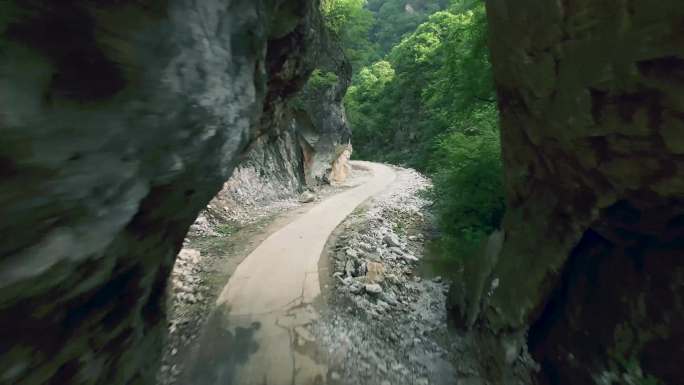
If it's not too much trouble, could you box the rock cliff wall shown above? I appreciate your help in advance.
[294,27,353,186]
[455,1,684,384]
[0,1,327,384]
[221,14,353,208]
[220,125,307,210]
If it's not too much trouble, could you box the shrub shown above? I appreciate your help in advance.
[308,69,339,90]
[429,121,505,259]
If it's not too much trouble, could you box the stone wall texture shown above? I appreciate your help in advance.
[0,1,322,384]
[472,0,684,383]
[221,10,353,207]
[295,27,353,186]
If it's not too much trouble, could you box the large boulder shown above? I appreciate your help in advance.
[329,144,354,185]
[455,1,684,384]
[0,1,322,384]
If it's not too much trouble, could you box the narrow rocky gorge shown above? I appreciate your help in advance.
[0,1,347,384]
[1,1,683,385]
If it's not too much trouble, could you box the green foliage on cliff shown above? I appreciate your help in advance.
[367,0,449,54]
[321,0,449,70]
[295,69,338,111]
[340,1,505,260]
[321,0,377,68]
[308,69,339,89]
[430,123,504,254]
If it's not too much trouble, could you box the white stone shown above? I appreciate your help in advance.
[383,234,401,248]
[299,190,316,203]
[364,283,382,295]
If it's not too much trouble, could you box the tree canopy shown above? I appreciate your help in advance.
[330,0,505,262]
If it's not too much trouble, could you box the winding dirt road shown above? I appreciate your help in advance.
[184,162,396,385]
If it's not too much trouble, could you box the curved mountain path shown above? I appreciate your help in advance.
[184,161,396,385]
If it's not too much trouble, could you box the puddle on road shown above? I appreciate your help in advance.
[181,302,328,385]
[181,307,260,385]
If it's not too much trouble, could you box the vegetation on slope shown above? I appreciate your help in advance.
[322,0,450,69]
[321,0,504,264]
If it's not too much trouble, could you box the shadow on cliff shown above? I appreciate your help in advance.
[529,199,684,385]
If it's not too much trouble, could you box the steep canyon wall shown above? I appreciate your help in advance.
[455,1,684,384]
[223,14,353,205]
[0,1,339,384]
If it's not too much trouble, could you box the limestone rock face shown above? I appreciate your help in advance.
[223,128,307,208]
[458,1,684,383]
[221,13,353,207]
[329,144,353,184]
[295,26,353,185]
[0,1,321,384]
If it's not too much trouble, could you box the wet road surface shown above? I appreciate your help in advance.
[184,162,396,385]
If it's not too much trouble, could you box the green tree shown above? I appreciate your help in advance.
[345,60,396,158]
[344,2,505,264]
[367,0,449,54]
[321,0,378,69]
